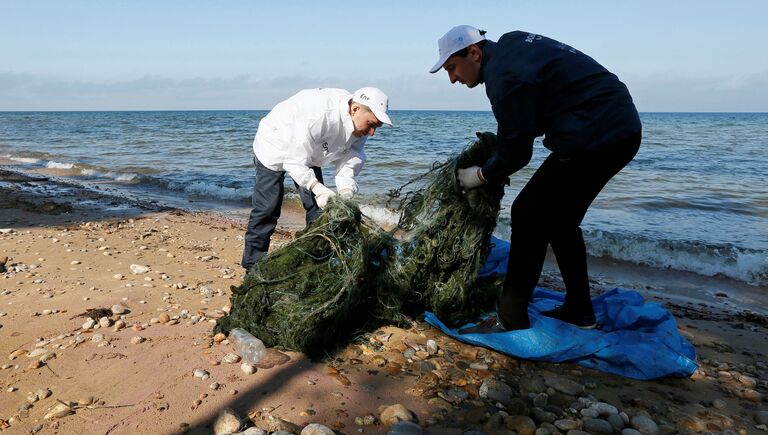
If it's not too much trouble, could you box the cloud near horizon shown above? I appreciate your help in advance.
[1,71,767,112]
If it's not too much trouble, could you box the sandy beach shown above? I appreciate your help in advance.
[1,167,767,435]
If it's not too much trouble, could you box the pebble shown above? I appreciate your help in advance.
[300,423,336,435]
[479,378,514,405]
[608,413,625,431]
[554,419,580,431]
[130,336,145,344]
[99,317,112,328]
[82,318,96,330]
[426,339,438,355]
[755,410,768,425]
[9,349,27,360]
[223,353,241,364]
[544,377,585,396]
[621,429,643,435]
[44,402,73,420]
[712,398,727,409]
[111,304,128,315]
[209,382,220,390]
[379,404,415,425]
[583,418,614,434]
[591,402,618,416]
[78,396,95,406]
[736,374,757,387]
[28,348,47,359]
[193,368,210,380]
[738,388,762,402]
[385,421,423,435]
[130,264,151,274]
[506,415,536,435]
[113,320,126,331]
[532,392,548,407]
[212,408,241,435]
[240,363,256,375]
[630,415,659,435]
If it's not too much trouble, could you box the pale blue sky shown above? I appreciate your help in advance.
[2,0,767,111]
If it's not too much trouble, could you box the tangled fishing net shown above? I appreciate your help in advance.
[215,132,506,357]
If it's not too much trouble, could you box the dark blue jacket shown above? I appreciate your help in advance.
[480,31,642,182]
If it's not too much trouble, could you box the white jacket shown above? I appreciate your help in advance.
[253,88,367,193]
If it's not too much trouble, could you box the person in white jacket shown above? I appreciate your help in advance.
[242,87,392,273]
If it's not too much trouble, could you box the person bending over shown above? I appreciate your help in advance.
[430,25,641,330]
[242,87,392,274]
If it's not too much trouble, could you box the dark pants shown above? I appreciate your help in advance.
[497,132,641,327]
[241,157,323,270]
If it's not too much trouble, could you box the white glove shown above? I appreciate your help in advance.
[338,188,354,199]
[457,166,486,190]
[310,182,336,208]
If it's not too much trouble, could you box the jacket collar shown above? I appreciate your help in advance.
[479,40,497,85]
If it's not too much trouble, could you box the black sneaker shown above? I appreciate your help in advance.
[542,305,597,329]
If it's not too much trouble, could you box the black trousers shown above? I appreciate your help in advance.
[241,157,323,270]
[497,132,641,326]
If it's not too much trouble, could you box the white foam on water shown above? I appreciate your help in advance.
[45,161,76,169]
[10,156,42,164]
[586,230,767,286]
[172,180,251,201]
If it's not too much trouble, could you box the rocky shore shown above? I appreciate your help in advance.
[1,168,767,434]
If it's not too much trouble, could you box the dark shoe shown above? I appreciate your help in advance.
[542,305,597,329]
[458,311,531,334]
[458,316,507,334]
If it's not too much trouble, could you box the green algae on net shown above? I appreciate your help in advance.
[215,132,505,358]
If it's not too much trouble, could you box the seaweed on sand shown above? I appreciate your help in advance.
[216,132,505,356]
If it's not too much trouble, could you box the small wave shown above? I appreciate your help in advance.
[167,180,251,201]
[586,230,767,286]
[46,161,76,169]
[80,168,139,182]
[10,156,42,164]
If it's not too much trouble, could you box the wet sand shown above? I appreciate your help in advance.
[1,167,767,434]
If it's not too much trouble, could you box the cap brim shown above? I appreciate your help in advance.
[429,54,450,73]
[372,109,392,126]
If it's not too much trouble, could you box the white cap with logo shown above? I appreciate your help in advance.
[429,25,486,73]
[352,87,392,126]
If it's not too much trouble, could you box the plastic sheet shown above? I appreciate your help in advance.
[425,237,699,380]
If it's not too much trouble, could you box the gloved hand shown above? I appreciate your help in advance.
[457,166,486,190]
[311,182,336,208]
[338,188,354,199]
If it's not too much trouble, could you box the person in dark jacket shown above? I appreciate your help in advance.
[430,25,642,330]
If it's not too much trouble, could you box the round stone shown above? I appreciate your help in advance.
[386,421,423,435]
[630,415,659,435]
[583,417,614,434]
[379,404,414,425]
[479,378,514,405]
[300,423,336,435]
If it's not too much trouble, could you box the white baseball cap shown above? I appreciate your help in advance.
[429,25,486,73]
[352,87,392,126]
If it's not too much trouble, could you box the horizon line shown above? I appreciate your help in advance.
[2,109,767,114]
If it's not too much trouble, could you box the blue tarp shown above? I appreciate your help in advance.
[424,237,699,380]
